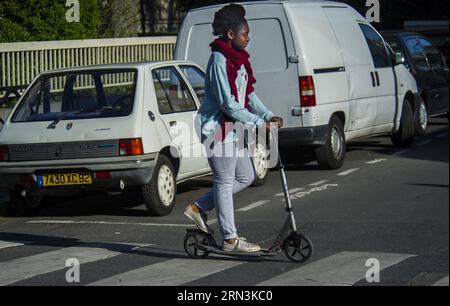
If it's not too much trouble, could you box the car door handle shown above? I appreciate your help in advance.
[370,72,376,87]
[375,71,380,86]
[169,121,177,127]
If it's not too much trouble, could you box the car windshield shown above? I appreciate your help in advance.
[11,69,137,123]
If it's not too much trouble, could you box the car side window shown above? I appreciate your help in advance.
[152,67,197,114]
[179,65,206,104]
[405,36,429,68]
[419,37,445,68]
[359,24,392,68]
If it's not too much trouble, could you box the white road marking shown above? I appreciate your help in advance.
[416,140,433,147]
[257,251,415,286]
[308,180,329,186]
[275,188,304,197]
[337,168,360,176]
[366,159,387,165]
[237,200,271,212]
[435,133,448,139]
[286,184,338,201]
[0,243,137,286]
[88,258,244,286]
[27,220,195,227]
[0,241,25,250]
[395,148,411,156]
[432,276,449,286]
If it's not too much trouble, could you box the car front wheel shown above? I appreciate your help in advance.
[391,100,415,147]
[315,115,346,170]
[415,99,428,136]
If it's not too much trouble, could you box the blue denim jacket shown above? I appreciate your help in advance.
[197,51,274,144]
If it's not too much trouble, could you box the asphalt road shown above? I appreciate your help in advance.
[0,117,448,287]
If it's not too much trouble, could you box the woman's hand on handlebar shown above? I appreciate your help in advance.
[270,116,284,129]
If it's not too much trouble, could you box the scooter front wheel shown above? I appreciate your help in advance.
[184,231,213,259]
[284,233,313,263]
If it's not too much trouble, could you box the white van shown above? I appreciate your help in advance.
[0,61,217,216]
[175,0,421,169]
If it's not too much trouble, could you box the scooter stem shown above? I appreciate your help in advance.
[270,128,298,233]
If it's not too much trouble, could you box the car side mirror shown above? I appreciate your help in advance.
[395,51,406,65]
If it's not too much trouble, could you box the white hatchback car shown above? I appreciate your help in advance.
[0,61,270,216]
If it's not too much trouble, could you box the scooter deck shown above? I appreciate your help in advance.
[198,244,279,258]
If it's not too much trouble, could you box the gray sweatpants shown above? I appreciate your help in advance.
[195,144,256,240]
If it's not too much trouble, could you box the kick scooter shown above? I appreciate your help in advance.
[183,129,313,263]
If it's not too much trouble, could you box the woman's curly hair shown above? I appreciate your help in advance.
[212,3,248,36]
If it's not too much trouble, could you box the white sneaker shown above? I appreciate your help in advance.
[222,237,261,253]
[184,204,208,233]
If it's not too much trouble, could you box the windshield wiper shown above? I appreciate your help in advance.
[46,107,121,129]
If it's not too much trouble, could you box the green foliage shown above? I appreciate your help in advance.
[0,0,102,43]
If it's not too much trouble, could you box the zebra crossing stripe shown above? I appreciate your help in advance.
[88,258,245,286]
[0,243,135,286]
[257,252,414,286]
[0,240,25,250]
[432,276,449,286]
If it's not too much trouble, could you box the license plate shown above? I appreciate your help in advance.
[37,173,92,187]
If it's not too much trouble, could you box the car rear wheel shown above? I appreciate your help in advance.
[251,140,269,187]
[142,155,176,216]
[7,190,43,216]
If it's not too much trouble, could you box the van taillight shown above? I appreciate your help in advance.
[119,138,144,156]
[0,145,8,161]
[299,76,316,107]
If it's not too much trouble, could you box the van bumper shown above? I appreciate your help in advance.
[278,125,329,147]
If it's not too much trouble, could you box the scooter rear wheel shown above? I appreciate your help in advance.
[184,231,213,259]
[284,233,313,263]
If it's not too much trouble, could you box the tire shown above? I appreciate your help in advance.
[315,115,346,170]
[284,232,314,264]
[7,190,43,217]
[415,98,428,136]
[142,155,177,216]
[251,137,269,187]
[391,100,415,147]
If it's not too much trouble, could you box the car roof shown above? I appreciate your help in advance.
[39,60,200,75]
[189,0,338,12]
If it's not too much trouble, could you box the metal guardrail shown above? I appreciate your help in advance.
[0,36,177,100]
[0,85,27,125]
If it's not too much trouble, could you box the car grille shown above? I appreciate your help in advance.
[8,140,120,162]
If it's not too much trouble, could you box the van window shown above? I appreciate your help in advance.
[11,70,137,123]
[359,24,392,68]
[186,24,214,69]
[246,18,288,72]
[186,19,287,73]
[152,67,197,114]
[179,65,206,104]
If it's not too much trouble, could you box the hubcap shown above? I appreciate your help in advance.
[420,102,428,131]
[157,165,175,207]
[253,143,268,179]
[331,127,343,159]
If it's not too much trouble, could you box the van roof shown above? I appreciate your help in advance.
[189,0,342,12]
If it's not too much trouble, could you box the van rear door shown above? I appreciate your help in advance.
[175,3,301,128]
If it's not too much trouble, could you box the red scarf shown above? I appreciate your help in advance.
[210,38,257,141]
